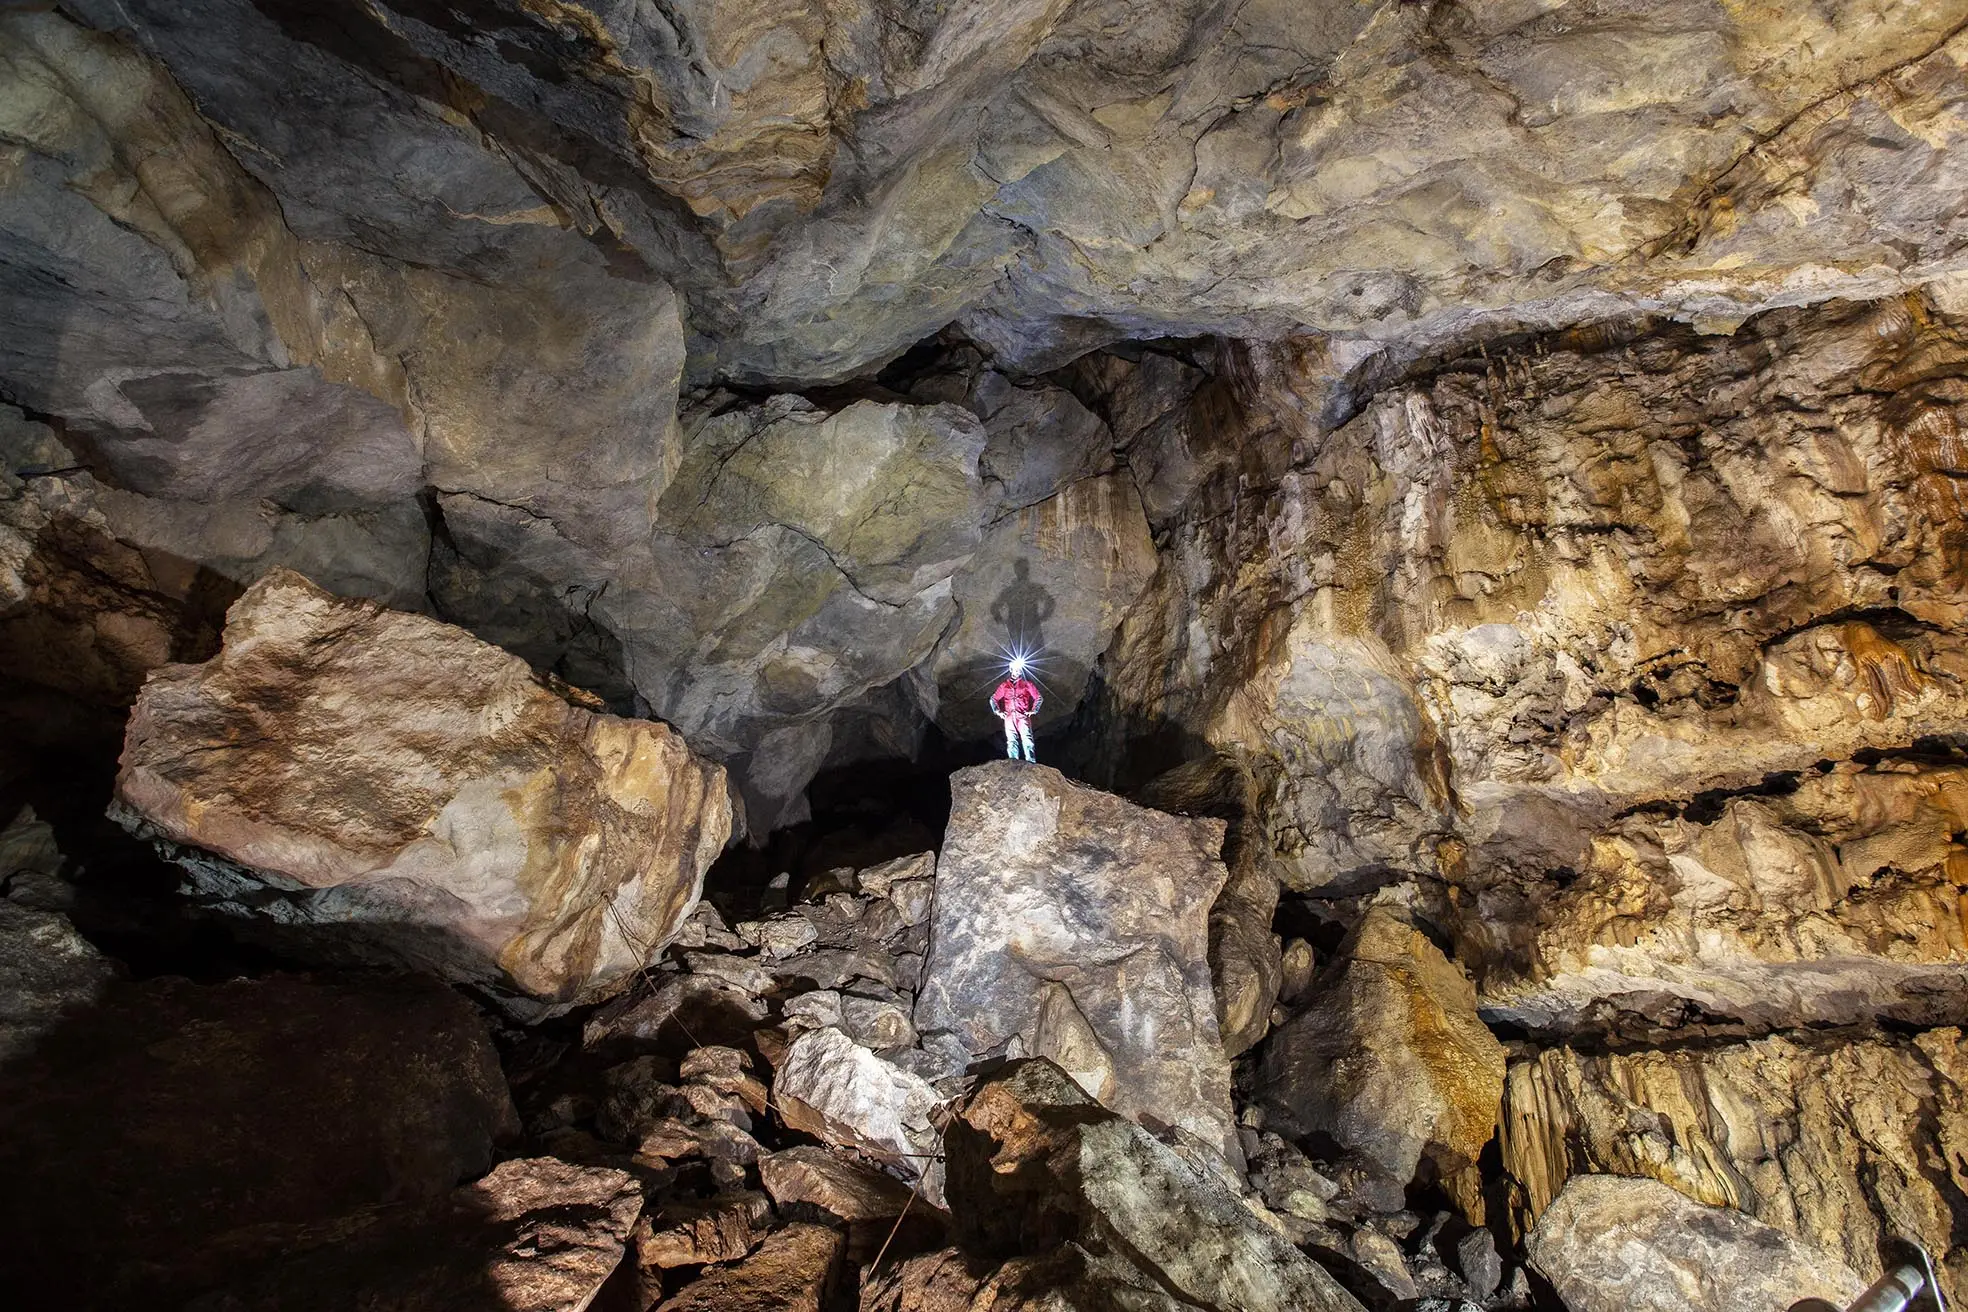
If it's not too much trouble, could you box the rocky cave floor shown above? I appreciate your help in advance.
[3,728,1516,1312]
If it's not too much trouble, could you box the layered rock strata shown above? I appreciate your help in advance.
[112,569,733,1015]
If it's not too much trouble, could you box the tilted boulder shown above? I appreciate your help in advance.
[773,1026,946,1205]
[1259,901,1506,1191]
[112,569,732,1016]
[1527,1175,1863,1312]
[916,762,1239,1165]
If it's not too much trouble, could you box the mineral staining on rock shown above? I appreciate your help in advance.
[1260,901,1507,1189]
[918,761,1240,1163]
[112,569,732,1015]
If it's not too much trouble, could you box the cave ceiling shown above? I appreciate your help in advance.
[5,0,1968,828]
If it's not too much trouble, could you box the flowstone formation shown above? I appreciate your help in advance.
[8,1,1968,1310]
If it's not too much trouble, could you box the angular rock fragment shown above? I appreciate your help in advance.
[917,762,1239,1163]
[760,1145,919,1223]
[1261,902,1506,1189]
[1527,1175,1862,1312]
[585,972,772,1054]
[945,1060,1365,1312]
[637,1191,772,1268]
[657,1222,842,1312]
[774,1026,946,1204]
[855,852,934,898]
[0,899,117,1062]
[111,570,732,1017]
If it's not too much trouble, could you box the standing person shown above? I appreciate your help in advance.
[990,658,1043,763]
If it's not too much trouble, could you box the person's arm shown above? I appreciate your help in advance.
[1030,683,1043,713]
[990,686,1006,716]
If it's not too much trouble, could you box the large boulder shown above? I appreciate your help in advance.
[916,762,1238,1165]
[937,1060,1365,1312]
[0,971,516,1308]
[112,569,732,1016]
[1260,901,1507,1191]
[1527,1175,1864,1312]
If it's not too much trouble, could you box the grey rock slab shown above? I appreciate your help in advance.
[917,761,1239,1165]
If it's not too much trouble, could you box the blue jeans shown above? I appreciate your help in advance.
[1003,716,1035,762]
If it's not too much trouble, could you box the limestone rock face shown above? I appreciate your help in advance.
[0,972,516,1308]
[1481,768,1968,1042]
[917,762,1238,1164]
[1260,902,1506,1188]
[1528,1175,1863,1312]
[112,570,732,1016]
[1502,1031,1968,1307]
[943,1060,1365,1312]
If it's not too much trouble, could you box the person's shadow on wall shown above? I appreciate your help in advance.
[990,557,1054,655]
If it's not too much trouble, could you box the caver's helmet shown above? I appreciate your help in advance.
[1009,656,1028,679]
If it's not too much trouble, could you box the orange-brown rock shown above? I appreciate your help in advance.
[112,570,732,1017]
[1259,901,1506,1190]
[656,1222,842,1312]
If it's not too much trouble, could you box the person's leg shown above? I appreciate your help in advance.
[1018,718,1036,762]
[1004,715,1019,759]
